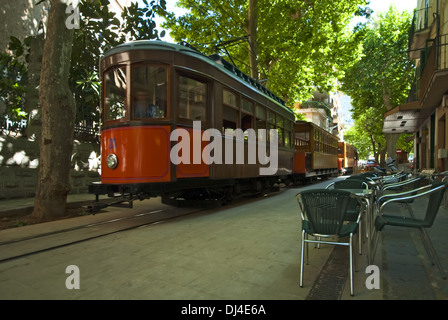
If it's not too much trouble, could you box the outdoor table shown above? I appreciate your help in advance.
[337,188,375,265]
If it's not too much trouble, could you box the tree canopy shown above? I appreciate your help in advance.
[70,0,167,135]
[162,0,370,104]
[341,5,414,161]
[2,0,167,136]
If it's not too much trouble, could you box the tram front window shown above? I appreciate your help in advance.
[104,66,127,121]
[132,65,168,119]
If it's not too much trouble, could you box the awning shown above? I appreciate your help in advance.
[383,101,422,134]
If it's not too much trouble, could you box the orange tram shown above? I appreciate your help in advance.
[337,141,358,174]
[293,121,339,183]
[89,41,355,207]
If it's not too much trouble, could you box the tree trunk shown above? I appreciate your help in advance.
[32,0,76,221]
[385,132,400,161]
[248,0,258,79]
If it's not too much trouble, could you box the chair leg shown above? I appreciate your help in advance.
[419,227,446,279]
[444,191,448,209]
[306,235,309,265]
[419,228,436,266]
[358,220,363,255]
[363,212,369,243]
[349,234,354,296]
[405,203,415,218]
[354,234,359,272]
[300,230,305,287]
[370,229,381,266]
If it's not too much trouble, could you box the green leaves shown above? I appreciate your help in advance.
[120,0,166,41]
[162,0,369,104]
[341,5,414,159]
[1,0,167,132]
[0,51,28,121]
[68,0,167,130]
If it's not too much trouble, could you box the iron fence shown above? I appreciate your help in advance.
[1,115,99,143]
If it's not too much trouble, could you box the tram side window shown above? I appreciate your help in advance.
[241,99,254,140]
[285,121,293,148]
[104,66,127,121]
[276,115,284,146]
[179,76,207,122]
[267,110,276,141]
[295,131,309,148]
[223,106,238,133]
[255,105,267,141]
[242,114,253,131]
[284,129,291,148]
[314,129,320,152]
[223,89,238,133]
[241,99,254,130]
[132,65,167,119]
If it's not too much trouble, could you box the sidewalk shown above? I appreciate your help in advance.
[0,193,108,218]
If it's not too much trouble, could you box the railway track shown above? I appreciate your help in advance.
[0,204,207,263]
[0,188,286,263]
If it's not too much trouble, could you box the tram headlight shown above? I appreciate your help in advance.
[106,153,118,169]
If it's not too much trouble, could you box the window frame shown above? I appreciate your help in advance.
[177,73,209,124]
[131,62,169,121]
[103,64,129,124]
[222,88,240,133]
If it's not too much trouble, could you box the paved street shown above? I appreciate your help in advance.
[0,177,447,305]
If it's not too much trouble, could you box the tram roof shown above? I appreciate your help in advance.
[102,40,294,118]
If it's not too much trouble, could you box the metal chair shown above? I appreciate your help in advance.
[296,189,363,296]
[377,176,424,197]
[345,175,380,191]
[375,176,428,219]
[371,181,447,279]
[361,171,409,187]
[430,171,448,208]
[326,179,369,254]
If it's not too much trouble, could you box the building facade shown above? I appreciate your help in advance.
[293,90,345,140]
[384,0,448,171]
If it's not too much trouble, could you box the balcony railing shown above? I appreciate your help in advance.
[440,34,448,70]
[419,34,448,100]
[407,79,419,103]
[412,6,434,34]
[408,5,436,60]
[419,40,437,100]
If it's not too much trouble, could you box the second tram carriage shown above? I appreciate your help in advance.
[293,121,339,183]
[338,141,357,174]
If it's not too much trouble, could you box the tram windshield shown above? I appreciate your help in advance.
[104,66,127,121]
[132,65,167,119]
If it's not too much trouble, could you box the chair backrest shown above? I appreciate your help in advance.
[334,179,368,190]
[332,180,366,221]
[423,182,448,227]
[359,172,378,178]
[344,176,378,189]
[297,189,352,236]
[346,175,372,183]
[380,176,423,193]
